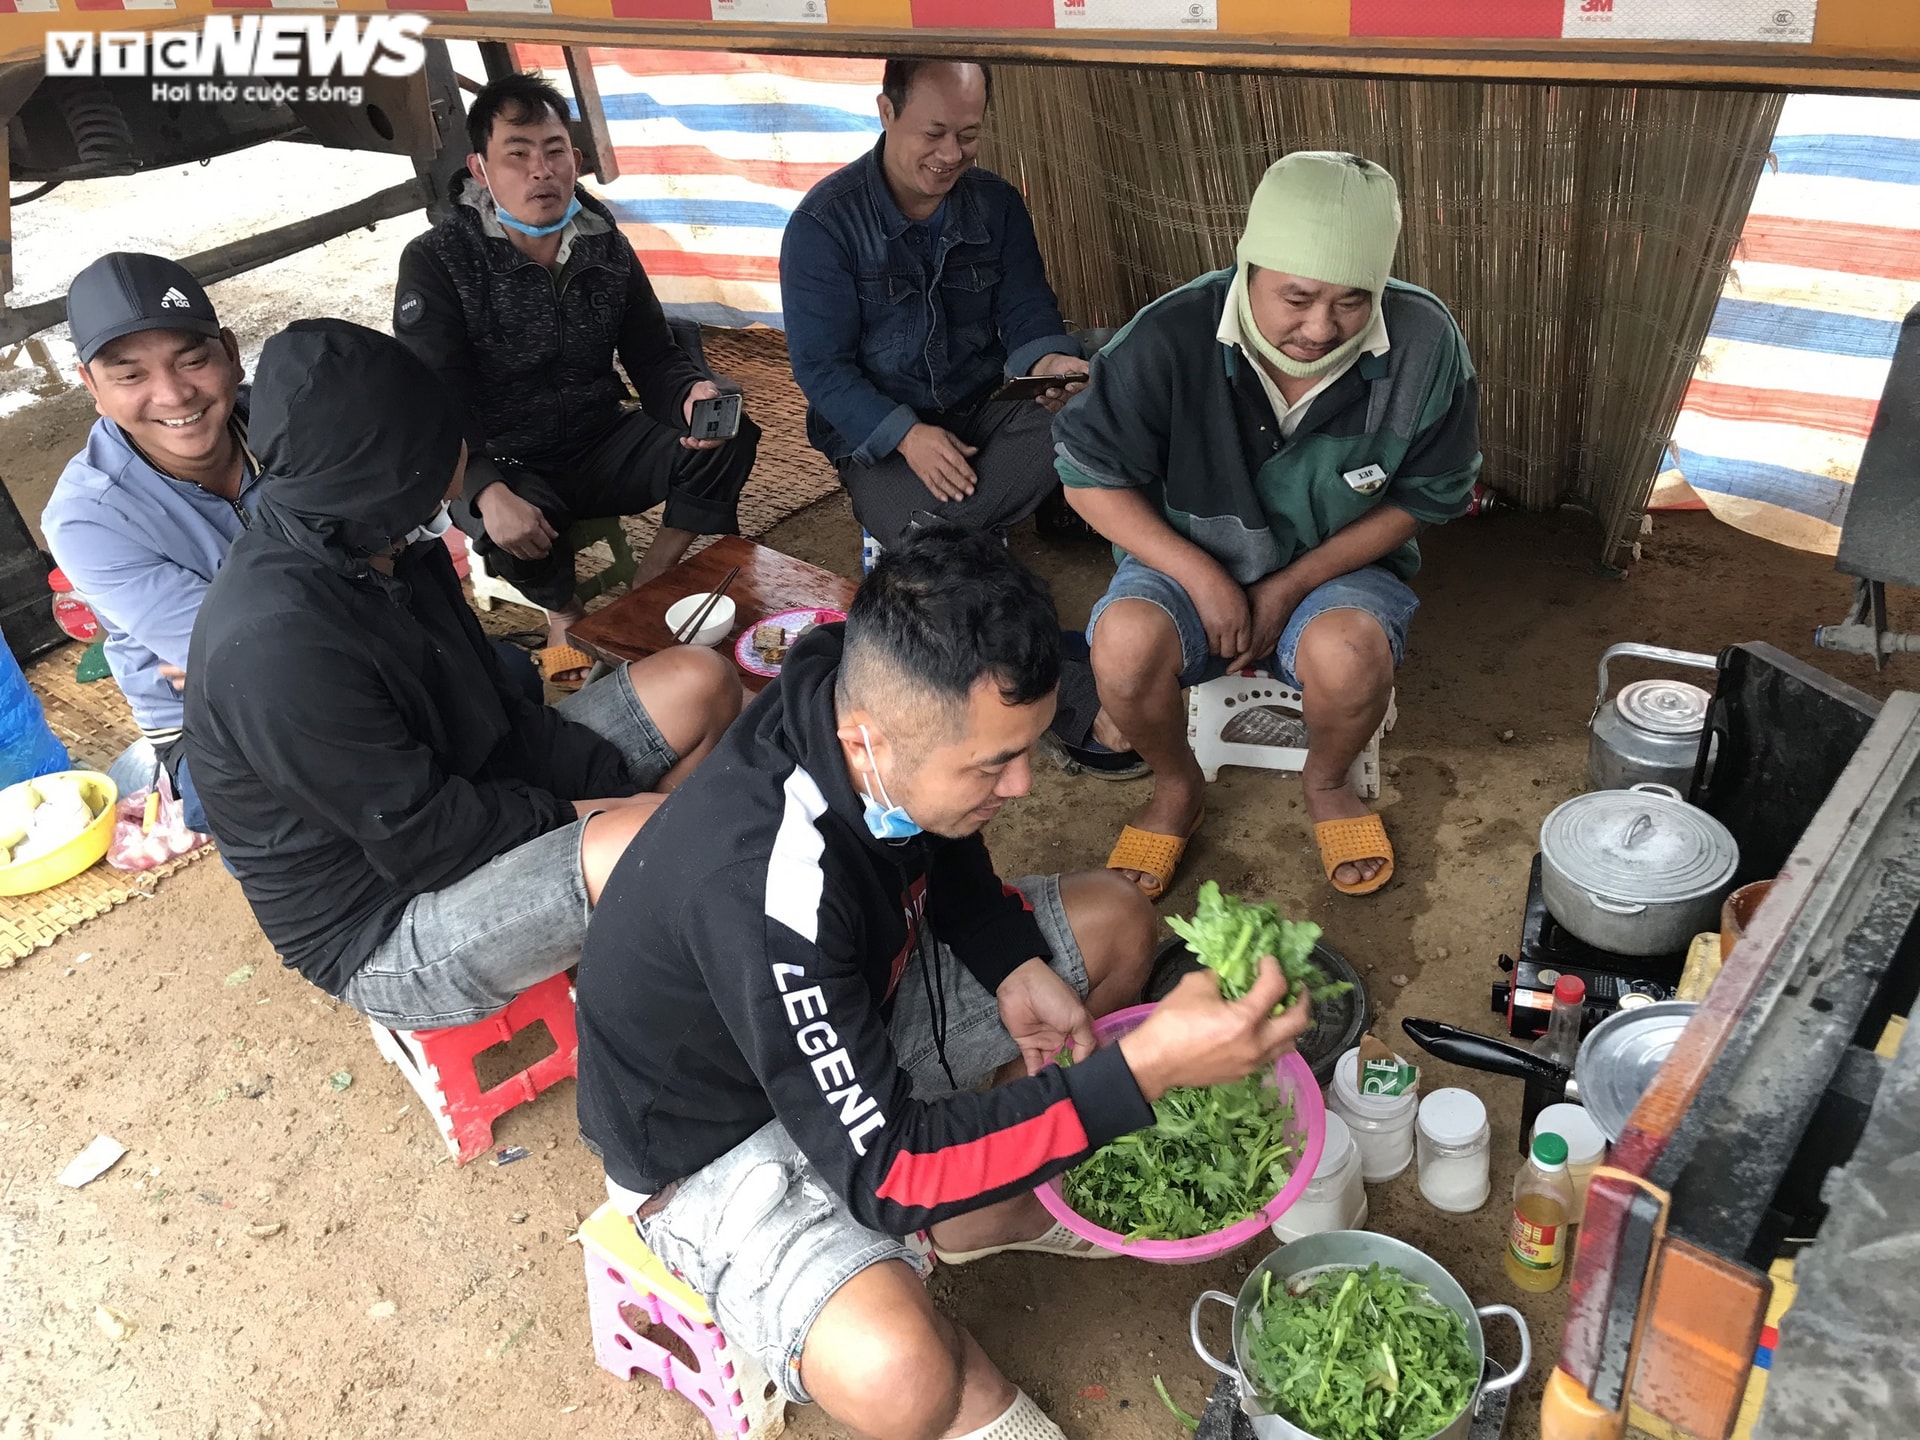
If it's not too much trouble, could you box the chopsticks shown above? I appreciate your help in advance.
[674,565,741,644]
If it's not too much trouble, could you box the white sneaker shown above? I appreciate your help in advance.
[932,1219,1118,1266]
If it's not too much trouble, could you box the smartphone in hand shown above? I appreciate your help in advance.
[991,371,1088,404]
[688,391,744,441]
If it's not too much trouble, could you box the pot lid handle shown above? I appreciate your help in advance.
[1475,1305,1532,1395]
[1190,1291,1239,1378]
[1591,644,1719,722]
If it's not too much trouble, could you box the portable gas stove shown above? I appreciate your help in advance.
[1489,855,1685,1040]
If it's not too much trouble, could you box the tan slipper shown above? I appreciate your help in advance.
[933,1221,1118,1266]
[1105,809,1203,902]
[537,643,594,693]
[1314,814,1396,896]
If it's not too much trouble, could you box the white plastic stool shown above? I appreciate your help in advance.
[1187,670,1396,799]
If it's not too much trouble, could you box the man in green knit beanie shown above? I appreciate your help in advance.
[1053,151,1481,900]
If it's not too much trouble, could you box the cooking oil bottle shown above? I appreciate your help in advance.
[1506,1131,1575,1293]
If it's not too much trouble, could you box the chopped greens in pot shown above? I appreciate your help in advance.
[1245,1263,1479,1440]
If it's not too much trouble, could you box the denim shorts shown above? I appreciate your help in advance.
[338,667,677,1029]
[1086,556,1419,690]
[622,874,1086,1404]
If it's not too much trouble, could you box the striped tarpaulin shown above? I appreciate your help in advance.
[1652,95,1920,553]
[521,46,882,329]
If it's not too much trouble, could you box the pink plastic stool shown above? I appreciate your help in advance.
[367,972,579,1164]
[577,1204,786,1439]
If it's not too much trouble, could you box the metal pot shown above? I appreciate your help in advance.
[1539,783,1738,956]
[1190,1231,1530,1440]
[1586,643,1717,792]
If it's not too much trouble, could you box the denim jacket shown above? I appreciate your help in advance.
[781,139,1081,464]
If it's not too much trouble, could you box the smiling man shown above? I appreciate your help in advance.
[43,253,257,829]
[395,71,759,688]
[1054,152,1482,901]
[780,60,1088,551]
[575,527,1312,1440]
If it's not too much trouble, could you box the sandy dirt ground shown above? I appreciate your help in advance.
[5,146,1918,1440]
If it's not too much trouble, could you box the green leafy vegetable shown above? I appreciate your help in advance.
[1061,1071,1298,1240]
[1244,1263,1477,1440]
[1165,882,1352,1012]
[1153,1374,1200,1432]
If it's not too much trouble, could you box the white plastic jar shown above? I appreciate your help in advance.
[1533,1103,1608,1224]
[1416,1088,1492,1213]
[1271,1112,1369,1242]
[1326,1047,1419,1182]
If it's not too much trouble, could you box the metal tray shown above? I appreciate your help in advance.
[1574,1000,1697,1140]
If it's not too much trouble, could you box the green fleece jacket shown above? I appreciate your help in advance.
[1053,269,1481,582]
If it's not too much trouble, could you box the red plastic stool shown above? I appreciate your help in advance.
[368,972,578,1164]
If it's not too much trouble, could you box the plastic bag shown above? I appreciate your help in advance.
[108,767,210,871]
[0,641,68,791]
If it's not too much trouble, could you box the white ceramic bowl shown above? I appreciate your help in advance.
[664,592,737,647]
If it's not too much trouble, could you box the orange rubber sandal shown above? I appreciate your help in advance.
[537,643,595,693]
[1314,814,1396,896]
[1105,809,1203,902]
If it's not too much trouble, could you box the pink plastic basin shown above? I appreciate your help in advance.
[1036,1001,1326,1264]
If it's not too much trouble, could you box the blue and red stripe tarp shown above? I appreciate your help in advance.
[522,46,883,330]
[1653,95,1920,553]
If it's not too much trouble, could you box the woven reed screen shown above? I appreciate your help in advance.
[978,68,1782,560]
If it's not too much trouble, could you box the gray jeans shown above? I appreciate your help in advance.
[339,668,677,1029]
[835,396,1057,549]
[622,875,1087,1404]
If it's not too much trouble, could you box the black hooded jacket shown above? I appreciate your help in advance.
[575,626,1154,1235]
[184,320,635,996]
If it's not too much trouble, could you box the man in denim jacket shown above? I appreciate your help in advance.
[780,60,1087,549]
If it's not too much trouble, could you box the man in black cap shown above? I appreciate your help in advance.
[42,252,254,828]
[184,318,741,1025]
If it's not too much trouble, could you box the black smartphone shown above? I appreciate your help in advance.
[990,371,1089,404]
[688,391,743,441]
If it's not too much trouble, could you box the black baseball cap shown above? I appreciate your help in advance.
[67,252,222,364]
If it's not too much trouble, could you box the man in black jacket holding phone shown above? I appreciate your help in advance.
[575,529,1311,1440]
[184,320,740,1027]
[395,70,759,687]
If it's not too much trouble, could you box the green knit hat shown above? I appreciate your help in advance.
[1234,151,1402,379]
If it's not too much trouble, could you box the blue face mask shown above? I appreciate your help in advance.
[858,725,921,841]
[493,194,581,239]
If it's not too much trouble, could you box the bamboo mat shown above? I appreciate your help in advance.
[1,327,835,964]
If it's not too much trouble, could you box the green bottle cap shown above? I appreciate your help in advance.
[1533,1131,1570,1168]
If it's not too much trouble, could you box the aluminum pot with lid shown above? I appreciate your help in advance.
[1586,643,1717,792]
[1540,783,1738,956]
[1189,1231,1529,1440]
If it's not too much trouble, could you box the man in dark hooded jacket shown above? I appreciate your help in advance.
[183,319,741,1027]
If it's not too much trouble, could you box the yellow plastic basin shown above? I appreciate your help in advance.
[0,770,118,897]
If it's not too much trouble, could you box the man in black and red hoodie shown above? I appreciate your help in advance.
[575,527,1312,1440]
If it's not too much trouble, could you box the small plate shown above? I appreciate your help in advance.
[736,608,847,679]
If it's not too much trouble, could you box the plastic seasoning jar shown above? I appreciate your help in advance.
[48,568,100,643]
[1272,1111,1369,1242]
[1416,1088,1492,1213]
[1533,1103,1608,1225]
[1326,1047,1419,1183]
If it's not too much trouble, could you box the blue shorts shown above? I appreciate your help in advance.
[1086,556,1418,689]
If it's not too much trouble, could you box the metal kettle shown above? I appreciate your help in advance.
[1586,643,1717,793]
